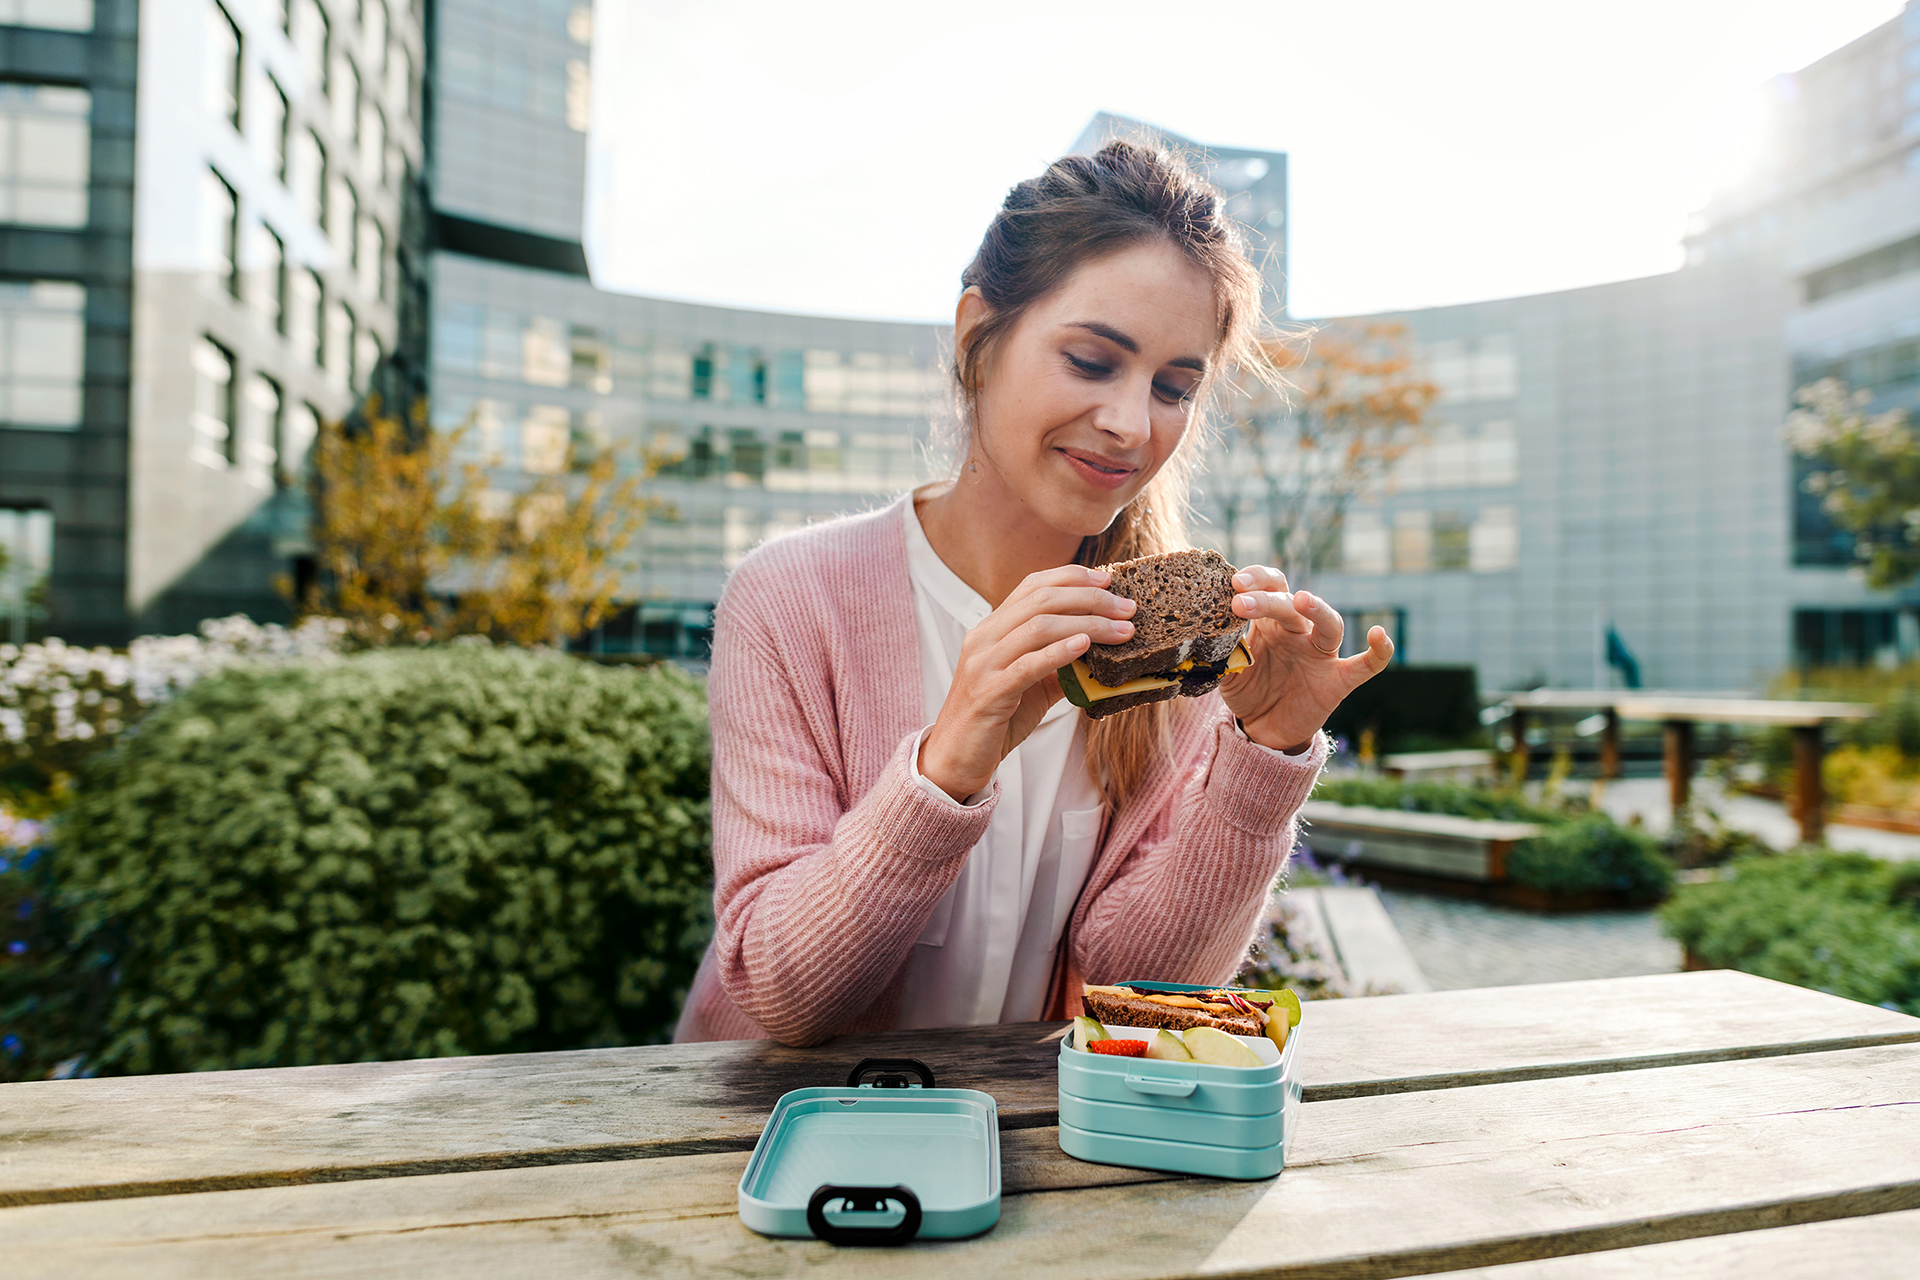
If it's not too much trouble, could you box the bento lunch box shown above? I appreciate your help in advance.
[1057,981,1304,1180]
[737,1058,1001,1244]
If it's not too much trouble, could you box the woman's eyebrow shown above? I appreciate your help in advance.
[1067,321,1209,374]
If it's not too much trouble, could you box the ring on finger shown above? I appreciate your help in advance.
[1312,638,1341,656]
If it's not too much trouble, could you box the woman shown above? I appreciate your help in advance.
[674,140,1392,1046]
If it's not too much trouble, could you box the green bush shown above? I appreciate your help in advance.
[1507,814,1673,903]
[45,644,712,1074]
[1660,852,1920,1014]
[1314,776,1565,825]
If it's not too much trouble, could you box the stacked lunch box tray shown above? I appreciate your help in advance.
[1056,981,1304,1180]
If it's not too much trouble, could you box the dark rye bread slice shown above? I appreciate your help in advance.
[1083,549,1248,688]
[1080,681,1182,721]
[1082,989,1263,1037]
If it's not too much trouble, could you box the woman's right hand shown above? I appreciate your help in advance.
[917,565,1138,802]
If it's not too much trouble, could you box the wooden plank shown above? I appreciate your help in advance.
[1303,801,1543,842]
[1614,696,1873,726]
[1423,1207,1920,1278]
[5,1044,1919,1279]
[1,971,1914,1207]
[1315,886,1432,994]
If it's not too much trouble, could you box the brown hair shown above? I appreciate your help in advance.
[952,138,1272,806]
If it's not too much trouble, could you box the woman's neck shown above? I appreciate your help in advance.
[916,469,1086,608]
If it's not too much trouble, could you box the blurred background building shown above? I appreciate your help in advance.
[1,0,1917,686]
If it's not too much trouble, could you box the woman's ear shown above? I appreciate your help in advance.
[954,287,990,388]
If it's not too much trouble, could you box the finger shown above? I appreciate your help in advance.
[1009,631,1097,691]
[1231,565,1289,594]
[1294,590,1345,655]
[1341,625,1394,681]
[1233,589,1311,634]
[1005,609,1134,655]
[976,581,1136,644]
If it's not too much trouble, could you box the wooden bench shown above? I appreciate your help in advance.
[1288,885,1433,993]
[1302,800,1542,883]
[1382,748,1497,783]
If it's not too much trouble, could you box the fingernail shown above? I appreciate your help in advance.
[1297,591,1316,609]
[1116,620,1134,636]
[1119,598,1137,614]
[1090,568,1111,584]
[1232,572,1252,588]
[1234,594,1254,611]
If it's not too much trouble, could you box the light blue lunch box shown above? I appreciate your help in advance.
[738,1058,1001,1244]
[1057,981,1304,1180]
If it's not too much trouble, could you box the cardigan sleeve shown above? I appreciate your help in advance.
[704,609,994,1047]
[1071,717,1327,987]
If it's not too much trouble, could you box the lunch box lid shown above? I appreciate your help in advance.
[737,1058,1002,1244]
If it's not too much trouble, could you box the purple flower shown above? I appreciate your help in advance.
[1,1035,19,1057]
[6,941,24,956]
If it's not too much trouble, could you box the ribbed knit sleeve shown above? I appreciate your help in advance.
[705,609,994,1047]
[1071,717,1328,988]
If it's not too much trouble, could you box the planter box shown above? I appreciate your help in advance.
[1301,801,1541,883]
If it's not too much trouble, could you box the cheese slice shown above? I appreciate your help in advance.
[1060,642,1252,707]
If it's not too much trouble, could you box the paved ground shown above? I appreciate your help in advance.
[1375,889,1682,992]
[1588,776,1920,861]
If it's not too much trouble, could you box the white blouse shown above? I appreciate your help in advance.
[895,493,1107,1028]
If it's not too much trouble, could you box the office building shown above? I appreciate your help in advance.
[1255,5,1920,689]
[428,0,946,659]
[0,0,427,644]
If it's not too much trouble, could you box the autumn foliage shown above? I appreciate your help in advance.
[289,400,657,647]
[1207,321,1438,579]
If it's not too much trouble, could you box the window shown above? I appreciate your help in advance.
[191,336,237,467]
[293,128,325,228]
[354,324,378,391]
[257,223,285,333]
[1432,510,1471,571]
[1469,505,1519,572]
[0,1,93,32]
[260,76,288,183]
[1340,510,1390,574]
[204,168,240,298]
[326,299,350,384]
[0,506,53,645]
[566,58,591,131]
[332,55,358,142]
[0,281,84,430]
[295,0,328,97]
[293,266,323,366]
[1391,509,1431,573]
[386,41,410,107]
[1803,233,1920,303]
[692,344,715,399]
[522,317,568,386]
[0,83,90,228]
[328,177,355,259]
[358,100,383,180]
[281,401,319,486]
[435,302,480,372]
[208,2,242,131]
[363,0,386,80]
[247,373,281,477]
[356,216,383,300]
[1421,335,1517,404]
[522,405,569,474]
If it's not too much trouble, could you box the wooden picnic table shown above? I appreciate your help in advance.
[1500,691,1874,843]
[4,969,1919,1277]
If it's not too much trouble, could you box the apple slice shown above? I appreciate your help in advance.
[1181,1025,1263,1068]
[1071,1015,1109,1050]
[1144,1029,1193,1061]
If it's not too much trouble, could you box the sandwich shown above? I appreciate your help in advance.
[1080,983,1286,1050]
[1056,549,1252,720]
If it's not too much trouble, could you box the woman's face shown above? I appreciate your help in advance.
[963,238,1218,538]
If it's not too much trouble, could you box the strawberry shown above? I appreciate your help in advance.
[1087,1039,1149,1057]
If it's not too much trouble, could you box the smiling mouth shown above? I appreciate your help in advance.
[1061,449,1134,476]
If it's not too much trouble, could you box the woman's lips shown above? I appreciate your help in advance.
[1059,448,1137,491]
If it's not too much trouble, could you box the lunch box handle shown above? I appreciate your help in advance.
[1122,1073,1198,1098]
[846,1058,936,1089]
[806,1184,923,1245]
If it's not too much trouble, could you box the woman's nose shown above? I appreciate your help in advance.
[1092,383,1153,448]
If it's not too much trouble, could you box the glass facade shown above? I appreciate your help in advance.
[0,0,92,30]
[0,505,53,645]
[0,281,85,430]
[0,83,90,228]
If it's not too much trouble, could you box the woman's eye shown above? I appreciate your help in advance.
[1065,353,1112,378]
[1154,381,1195,405]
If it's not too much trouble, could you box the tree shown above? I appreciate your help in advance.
[1204,322,1438,583]
[289,398,660,647]
[1786,377,1920,590]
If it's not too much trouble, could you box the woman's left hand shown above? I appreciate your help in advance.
[1218,566,1394,753]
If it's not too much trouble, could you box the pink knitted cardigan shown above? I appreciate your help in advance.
[672,496,1329,1046]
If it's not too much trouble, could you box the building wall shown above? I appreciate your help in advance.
[126,0,426,634]
[0,2,139,646]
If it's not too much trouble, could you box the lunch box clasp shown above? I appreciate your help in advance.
[846,1058,935,1089]
[1122,1073,1198,1098]
[806,1184,923,1244]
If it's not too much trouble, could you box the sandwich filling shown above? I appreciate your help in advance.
[1058,641,1251,711]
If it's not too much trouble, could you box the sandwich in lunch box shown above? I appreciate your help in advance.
[1056,549,1252,720]
[1081,983,1285,1048]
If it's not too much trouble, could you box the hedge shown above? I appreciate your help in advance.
[42,644,712,1075]
[1660,852,1920,1013]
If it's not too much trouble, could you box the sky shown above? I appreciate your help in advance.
[585,0,1906,324]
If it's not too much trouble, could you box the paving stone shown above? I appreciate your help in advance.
[1374,890,1683,992]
